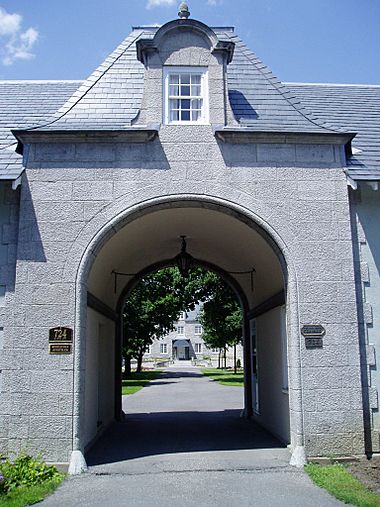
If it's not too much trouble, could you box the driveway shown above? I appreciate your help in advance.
[42,363,346,506]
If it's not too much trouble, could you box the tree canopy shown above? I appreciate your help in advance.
[198,276,242,351]
[122,266,242,373]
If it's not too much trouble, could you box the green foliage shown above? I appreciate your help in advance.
[122,266,242,370]
[0,454,63,501]
[305,463,380,507]
[123,267,201,368]
[199,275,242,351]
[202,369,244,387]
[122,370,162,395]
[0,477,64,507]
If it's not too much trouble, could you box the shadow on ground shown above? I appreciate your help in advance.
[86,409,284,466]
[159,370,204,379]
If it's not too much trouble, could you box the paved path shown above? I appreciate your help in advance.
[42,363,346,506]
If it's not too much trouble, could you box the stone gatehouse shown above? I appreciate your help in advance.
[0,5,379,472]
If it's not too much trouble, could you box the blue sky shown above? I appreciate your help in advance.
[0,0,379,84]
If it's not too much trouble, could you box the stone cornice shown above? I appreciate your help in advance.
[213,126,356,150]
[12,126,160,154]
[136,19,235,65]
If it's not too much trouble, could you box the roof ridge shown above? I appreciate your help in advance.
[232,35,346,134]
[285,82,380,88]
[0,80,83,84]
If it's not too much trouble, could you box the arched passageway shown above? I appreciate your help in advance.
[73,197,303,466]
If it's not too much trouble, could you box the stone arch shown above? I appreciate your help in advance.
[115,256,253,414]
[69,193,306,472]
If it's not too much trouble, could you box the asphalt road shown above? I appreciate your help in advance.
[42,363,346,506]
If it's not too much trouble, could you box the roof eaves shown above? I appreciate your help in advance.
[213,126,356,147]
[12,125,160,150]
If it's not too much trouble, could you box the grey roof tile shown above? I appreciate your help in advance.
[0,25,378,182]
[0,80,81,179]
[286,83,380,180]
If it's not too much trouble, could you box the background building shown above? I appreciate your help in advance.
[142,306,243,366]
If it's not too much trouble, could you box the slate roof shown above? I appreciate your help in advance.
[222,30,345,135]
[286,83,380,181]
[28,26,341,135]
[0,80,81,180]
[0,24,379,181]
[31,30,146,130]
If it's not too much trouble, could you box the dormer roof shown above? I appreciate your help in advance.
[13,24,348,137]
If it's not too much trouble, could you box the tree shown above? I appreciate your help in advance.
[122,266,242,374]
[123,268,184,374]
[122,266,210,373]
[199,276,242,371]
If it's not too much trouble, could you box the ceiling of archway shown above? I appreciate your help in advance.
[88,206,284,310]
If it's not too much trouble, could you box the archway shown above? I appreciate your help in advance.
[70,196,304,470]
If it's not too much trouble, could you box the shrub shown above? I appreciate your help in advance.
[0,454,62,495]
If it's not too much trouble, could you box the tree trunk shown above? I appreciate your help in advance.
[218,349,221,369]
[136,349,144,373]
[234,344,237,374]
[123,352,132,378]
[224,346,227,369]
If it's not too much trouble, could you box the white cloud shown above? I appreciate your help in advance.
[0,7,38,66]
[0,7,21,36]
[207,0,223,5]
[146,0,176,9]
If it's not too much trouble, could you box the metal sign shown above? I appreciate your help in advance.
[49,327,73,343]
[49,343,72,355]
[305,337,323,349]
[49,327,73,355]
[301,325,325,337]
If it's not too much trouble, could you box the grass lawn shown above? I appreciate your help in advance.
[201,368,244,387]
[305,463,380,507]
[122,370,162,395]
[0,476,64,507]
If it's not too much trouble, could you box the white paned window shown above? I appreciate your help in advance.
[177,326,184,335]
[164,67,208,125]
[146,344,151,354]
[195,343,202,353]
[160,343,167,354]
[194,325,202,335]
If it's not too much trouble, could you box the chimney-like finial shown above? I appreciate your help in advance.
[178,2,190,19]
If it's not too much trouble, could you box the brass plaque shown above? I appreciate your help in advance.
[49,327,73,343]
[49,343,72,355]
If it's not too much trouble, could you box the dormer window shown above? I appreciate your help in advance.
[164,67,208,125]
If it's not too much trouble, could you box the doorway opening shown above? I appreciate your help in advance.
[76,198,297,464]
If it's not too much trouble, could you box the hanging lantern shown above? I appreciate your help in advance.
[175,236,194,278]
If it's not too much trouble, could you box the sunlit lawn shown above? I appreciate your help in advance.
[305,463,380,507]
[122,370,162,395]
[201,368,244,387]
[0,476,64,507]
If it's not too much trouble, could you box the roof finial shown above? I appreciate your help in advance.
[178,2,190,19]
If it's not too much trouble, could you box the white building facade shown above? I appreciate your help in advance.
[143,307,243,365]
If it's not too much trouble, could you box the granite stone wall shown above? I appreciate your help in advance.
[0,126,364,461]
[351,184,380,453]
